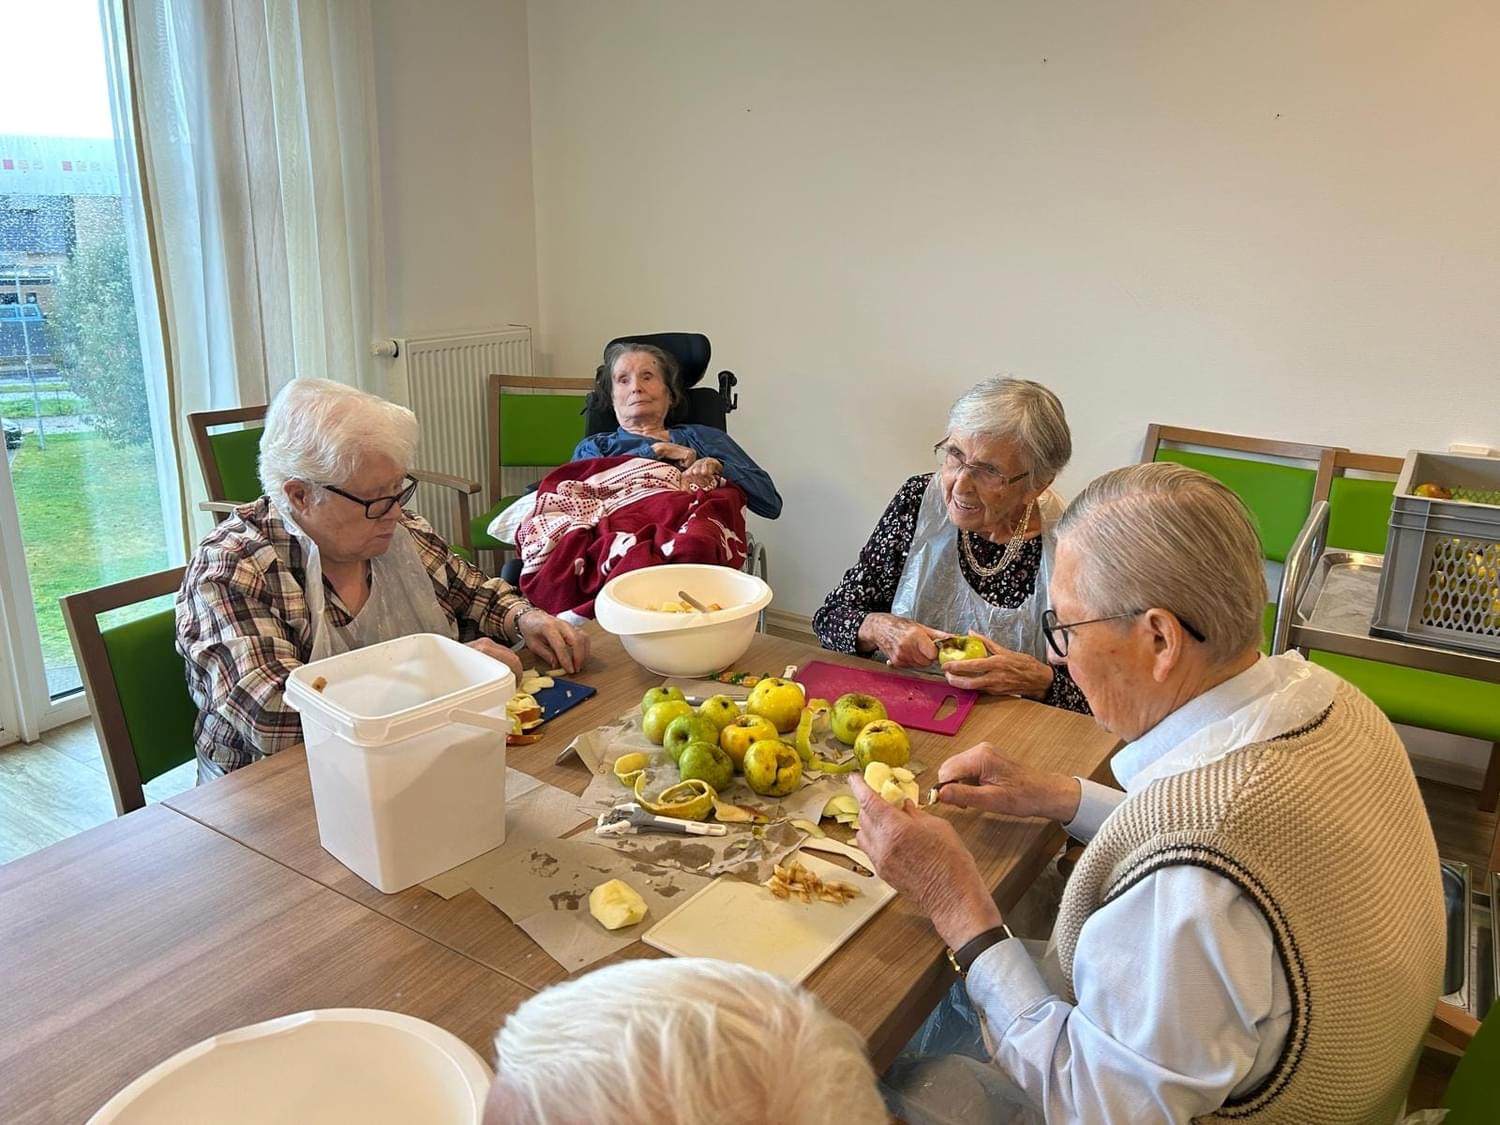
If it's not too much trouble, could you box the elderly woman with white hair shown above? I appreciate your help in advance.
[814,376,1088,712]
[176,378,587,779]
[485,958,887,1125]
[572,341,782,518]
[857,463,1445,1123]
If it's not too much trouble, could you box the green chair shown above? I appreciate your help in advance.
[1298,450,1500,812]
[60,567,198,814]
[469,375,593,566]
[1143,424,1333,652]
[188,404,484,560]
[1429,1000,1500,1123]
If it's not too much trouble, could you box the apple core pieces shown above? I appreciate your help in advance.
[589,879,648,929]
[864,762,919,807]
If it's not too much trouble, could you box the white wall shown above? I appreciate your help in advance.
[527,0,1500,628]
[370,0,538,339]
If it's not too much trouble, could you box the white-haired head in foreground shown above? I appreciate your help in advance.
[486,958,887,1125]
[258,378,419,516]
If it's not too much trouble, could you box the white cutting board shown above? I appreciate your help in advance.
[641,852,895,984]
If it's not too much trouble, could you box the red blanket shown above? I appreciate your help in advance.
[516,456,749,617]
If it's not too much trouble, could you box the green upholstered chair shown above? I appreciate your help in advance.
[1300,450,1500,812]
[187,404,484,560]
[1143,424,1333,652]
[60,567,198,815]
[1428,1000,1500,1124]
[469,375,593,566]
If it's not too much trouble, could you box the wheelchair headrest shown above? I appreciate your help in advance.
[601,332,710,389]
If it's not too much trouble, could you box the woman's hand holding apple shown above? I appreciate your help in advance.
[941,633,1054,698]
[857,613,948,669]
[935,742,1081,821]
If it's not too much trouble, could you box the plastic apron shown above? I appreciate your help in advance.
[288,515,458,660]
[890,474,1054,662]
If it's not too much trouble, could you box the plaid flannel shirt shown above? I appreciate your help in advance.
[176,497,534,775]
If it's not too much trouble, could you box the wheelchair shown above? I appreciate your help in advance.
[500,332,770,603]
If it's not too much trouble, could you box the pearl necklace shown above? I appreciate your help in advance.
[960,500,1036,578]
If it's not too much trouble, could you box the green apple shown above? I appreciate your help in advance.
[641,685,687,716]
[853,719,911,770]
[742,739,803,796]
[719,714,779,769]
[698,694,742,731]
[745,676,806,734]
[937,634,987,664]
[642,699,695,745]
[663,714,722,764]
[831,692,888,746]
[678,741,735,792]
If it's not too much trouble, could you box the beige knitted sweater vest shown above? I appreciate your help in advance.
[1052,680,1444,1124]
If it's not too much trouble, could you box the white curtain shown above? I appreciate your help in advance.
[121,0,380,542]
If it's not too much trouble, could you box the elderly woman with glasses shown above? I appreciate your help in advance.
[177,379,587,781]
[813,376,1088,712]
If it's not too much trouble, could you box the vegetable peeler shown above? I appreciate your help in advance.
[595,803,728,838]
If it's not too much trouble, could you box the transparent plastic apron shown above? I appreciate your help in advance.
[890,474,1055,662]
[288,515,458,660]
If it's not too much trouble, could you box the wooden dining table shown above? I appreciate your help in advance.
[161,626,1120,1069]
[0,625,1119,1119]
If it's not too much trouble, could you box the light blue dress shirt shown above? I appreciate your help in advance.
[964,657,1298,1123]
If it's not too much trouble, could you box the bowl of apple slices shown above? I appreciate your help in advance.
[595,564,772,676]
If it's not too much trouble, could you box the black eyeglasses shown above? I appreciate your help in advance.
[1041,607,1207,659]
[933,439,1030,488]
[321,476,419,519]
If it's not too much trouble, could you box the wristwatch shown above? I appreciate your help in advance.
[947,923,1015,976]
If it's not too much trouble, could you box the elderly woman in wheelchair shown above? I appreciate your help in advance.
[573,341,782,519]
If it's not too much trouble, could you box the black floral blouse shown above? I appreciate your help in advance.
[812,473,1091,714]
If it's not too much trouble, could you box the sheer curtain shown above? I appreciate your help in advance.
[120,0,380,542]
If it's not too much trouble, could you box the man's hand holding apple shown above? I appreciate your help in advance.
[849,773,1003,950]
[936,742,1082,821]
[857,612,949,669]
[941,633,1054,698]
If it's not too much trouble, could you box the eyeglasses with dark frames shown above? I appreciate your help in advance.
[1041,607,1207,659]
[321,475,419,519]
[933,438,1030,488]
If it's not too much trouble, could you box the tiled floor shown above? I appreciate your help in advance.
[0,718,196,866]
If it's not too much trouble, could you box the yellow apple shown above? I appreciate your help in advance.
[831,692,888,746]
[937,634,987,664]
[746,676,805,733]
[719,713,778,768]
[698,694,741,731]
[641,685,686,716]
[742,739,802,796]
[853,719,911,769]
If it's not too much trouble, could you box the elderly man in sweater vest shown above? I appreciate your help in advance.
[856,462,1445,1124]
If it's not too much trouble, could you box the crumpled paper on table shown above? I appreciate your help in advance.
[468,835,710,973]
[420,769,595,899]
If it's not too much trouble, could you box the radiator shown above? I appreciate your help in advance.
[375,327,532,549]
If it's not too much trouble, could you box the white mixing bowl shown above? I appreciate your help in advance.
[594,564,773,677]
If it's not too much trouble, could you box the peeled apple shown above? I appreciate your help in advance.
[864,761,919,807]
[589,879,648,930]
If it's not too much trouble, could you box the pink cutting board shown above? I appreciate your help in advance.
[794,661,976,736]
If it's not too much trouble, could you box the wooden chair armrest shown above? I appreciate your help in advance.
[411,468,482,494]
[1429,1000,1480,1051]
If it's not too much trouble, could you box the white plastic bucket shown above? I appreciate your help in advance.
[88,1008,493,1124]
[284,633,514,893]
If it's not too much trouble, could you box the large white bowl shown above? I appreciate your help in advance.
[89,1009,493,1124]
[595,564,773,677]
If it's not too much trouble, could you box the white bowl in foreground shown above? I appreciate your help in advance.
[595,564,772,677]
[88,1009,493,1124]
